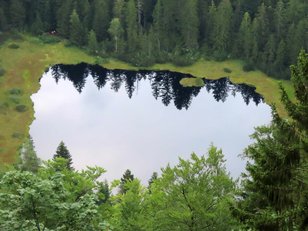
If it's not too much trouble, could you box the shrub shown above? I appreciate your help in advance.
[9,95,20,104]
[243,63,255,72]
[39,34,61,44]
[223,68,232,73]
[12,132,24,139]
[15,105,28,112]
[9,88,23,95]
[8,43,20,49]
[0,68,5,76]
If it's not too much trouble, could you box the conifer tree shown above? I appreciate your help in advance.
[236,50,308,230]
[19,136,41,173]
[238,12,252,58]
[125,0,138,53]
[119,169,134,194]
[69,9,85,46]
[9,0,25,29]
[53,141,73,170]
[88,29,98,54]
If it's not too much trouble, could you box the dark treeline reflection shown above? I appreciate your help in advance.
[49,63,263,110]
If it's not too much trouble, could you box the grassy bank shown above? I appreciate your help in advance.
[0,35,292,165]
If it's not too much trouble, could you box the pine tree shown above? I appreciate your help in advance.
[9,0,26,29]
[236,50,308,230]
[69,9,85,46]
[56,0,73,38]
[177,0,199,51]
[88,30,98,54]
[212,0,233,58]
[0,7,7,31]
[238,12,252,59]
[31,13,44,35]
[119,169,134,194]
[53,141,73,170]
[125,0,138,53]
[19,136,41,173]
[92,0,111,41]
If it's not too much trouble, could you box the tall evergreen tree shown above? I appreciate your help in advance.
[125,0,139,53]
[69,9,85,46]
[9,0,25,29]
[212,0,233,58]
[92,0,111,41]
[88,29,98,54]
[238,12,253,59]
[177,0,199,51]
[18,136,41,173]
[235,50,308,230]
[119,169,135,194]
[53,141,73,170]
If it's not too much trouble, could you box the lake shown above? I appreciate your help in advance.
[30,63,272,182]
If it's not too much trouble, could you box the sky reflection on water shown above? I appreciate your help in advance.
[30,64,272,183]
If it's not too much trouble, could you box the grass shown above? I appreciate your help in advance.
[0,34,293,166]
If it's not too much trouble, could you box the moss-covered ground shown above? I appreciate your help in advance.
[0,35,293,165]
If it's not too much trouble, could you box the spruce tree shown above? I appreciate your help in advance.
[19,136,41,173]
[69,9,85,46]
[9,0,25,29]
[238,12,252,59]
[119,169,134,194]
[236,50,308,230]
[53,141,73,170]
[125,0,138,53]
[88,29,98,54]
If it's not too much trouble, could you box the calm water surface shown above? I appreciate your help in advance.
[30,63,272,182]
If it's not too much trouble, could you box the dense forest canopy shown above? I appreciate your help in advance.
[0,0,307,78]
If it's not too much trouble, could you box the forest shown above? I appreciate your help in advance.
[0,0,307,230]
[0,0,307,78]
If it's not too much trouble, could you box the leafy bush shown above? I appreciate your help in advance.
[12,132,24,139]
[8,43,20,49]
[15,105,28,112]
[9,95,20,104]
[243,63,255,72]
[223,68,232,73]
[39,34,61,44]
[0,68,5,76]
[9,88,23,95]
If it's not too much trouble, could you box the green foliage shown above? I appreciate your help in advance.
[0,159,106,231]
[9,88,23,95]
[69,9,85,46]
[15,104,27,112]
[17,136,40,173]
[8,43,20,49]
[88,30,98,55]
[243,63,255,72]
[39,34,61,44]
[143,146,239,230]
[53,141,73,170]
[0,0,306,78]
[0,67,5,76]
[108,18,124,53]
[119,169,134,194]
[235,50,308,230]
[223,68,232,73]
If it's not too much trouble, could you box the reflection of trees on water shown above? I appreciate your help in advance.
[49,63,264,110]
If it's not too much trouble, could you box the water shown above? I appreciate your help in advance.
[30,63,272,182]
